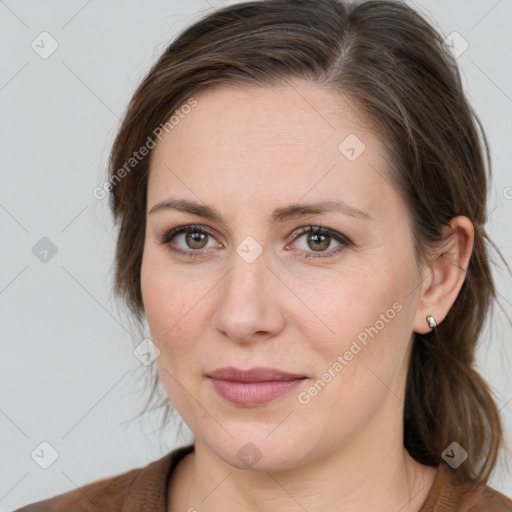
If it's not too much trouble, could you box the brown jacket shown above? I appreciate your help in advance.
[14,444,512,511]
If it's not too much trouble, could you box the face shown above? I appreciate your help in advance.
[140,81,424,472]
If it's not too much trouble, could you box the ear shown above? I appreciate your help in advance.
[413,216,474,334]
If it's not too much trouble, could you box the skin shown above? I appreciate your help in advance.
[140,80,474,512]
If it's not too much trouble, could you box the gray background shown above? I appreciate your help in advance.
[1,0,511,509]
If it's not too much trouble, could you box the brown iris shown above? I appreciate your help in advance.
[307,233,330,251]
[186,231,208,250]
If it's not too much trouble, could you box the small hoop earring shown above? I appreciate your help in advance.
[426,315,437,330]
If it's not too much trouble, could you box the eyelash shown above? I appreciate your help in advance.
[158,224,352,259]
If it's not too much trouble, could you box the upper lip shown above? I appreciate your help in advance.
[207,366,306,382]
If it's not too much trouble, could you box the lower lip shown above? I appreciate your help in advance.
[209,378,305,407]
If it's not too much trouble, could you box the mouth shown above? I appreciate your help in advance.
[206,366,307,407]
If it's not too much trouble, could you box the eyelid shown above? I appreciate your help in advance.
[158,224,222,254]
[159,223,352,258]
[286,224,352,259]
[287,224,352,246]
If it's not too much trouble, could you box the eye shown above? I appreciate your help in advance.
[158,223,352,259]
[158,224,221,258]
[287,224,352,259]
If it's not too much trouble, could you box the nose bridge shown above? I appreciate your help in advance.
[224,229,269,293]
[213,238,284,341]
[222,240,268,311]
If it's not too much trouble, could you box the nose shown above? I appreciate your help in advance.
[212,246,286,343]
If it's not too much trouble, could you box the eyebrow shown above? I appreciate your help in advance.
[148,198,371,224]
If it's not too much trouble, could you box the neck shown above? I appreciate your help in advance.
[168,406,437,512]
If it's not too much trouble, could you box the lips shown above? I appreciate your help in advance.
[207,366,306,382]
[207,366,307,407]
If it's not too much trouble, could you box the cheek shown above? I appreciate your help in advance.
[290,271,412,447]
[292,258,417,399]
[141,246,185,342]
[140,254,206,411]
[140,245,218,360]
[293,265,401,348]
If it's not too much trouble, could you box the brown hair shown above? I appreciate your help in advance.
[108,0,506,484]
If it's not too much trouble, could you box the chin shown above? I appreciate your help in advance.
[200,429,311,473]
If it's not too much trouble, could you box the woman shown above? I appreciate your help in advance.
[17,0,512,510]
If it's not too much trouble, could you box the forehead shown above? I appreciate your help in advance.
[147,80,395,220]
[153,80,373,157]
